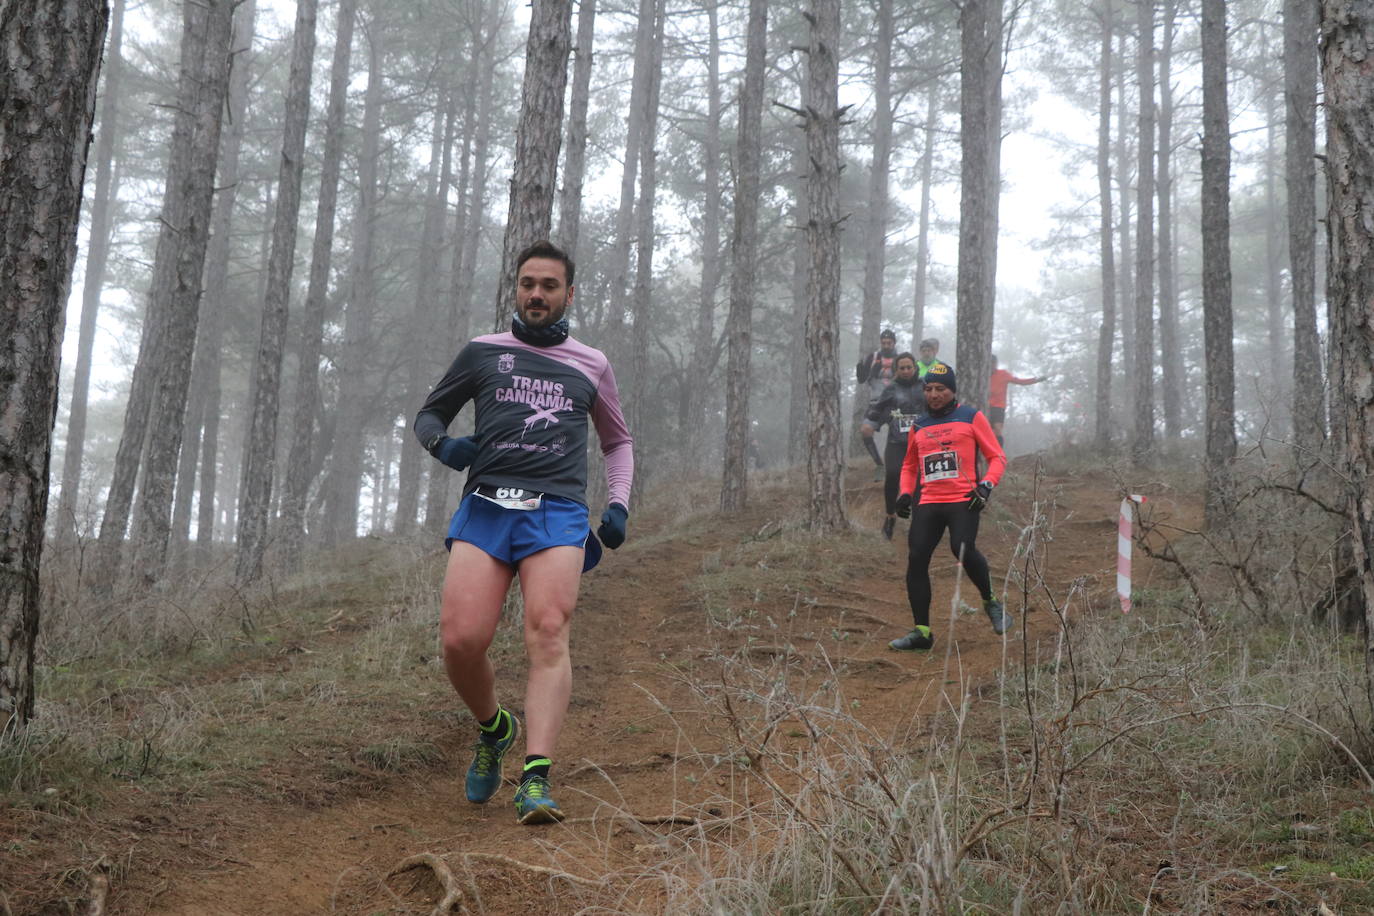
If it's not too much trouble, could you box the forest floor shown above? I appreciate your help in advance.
[4,455,1371,914]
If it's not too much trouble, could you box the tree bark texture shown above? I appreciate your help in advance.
[853,0,893,449]
[556,0,596,258]
[1320,0,1374,712]
[787,111,809,468]
[604,0,655,337]
[626,0,664,490]
[720,0,767,512]
[494,0,572,329]
[1131,0,1155,465]
[119,0,235,588]
[323,21,382,543]
[1093,0,1117,452]
[955,0,1001,412]
[394,92,456,537]
[234,0,318,587]
[1200,0,1235,527]
[176,0,257,563]
[911,80,937,345]
[689,0,723,468]
[1157,0,1181,441]
[1115,30,1135,424]
[280,0,357,565]
[56,0,121,546]
[1288,0,1323,454]
[0,0,108,726]
[803,0,847,532]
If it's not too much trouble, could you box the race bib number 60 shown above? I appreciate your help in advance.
[922,450,960,481]
[474,485,544,511]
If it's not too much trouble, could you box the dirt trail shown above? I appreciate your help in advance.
[126,463,1127,914]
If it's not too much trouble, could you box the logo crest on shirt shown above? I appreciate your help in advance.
[550,434,568,456]
[497,352,516,374]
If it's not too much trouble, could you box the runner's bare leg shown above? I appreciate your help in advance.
[515,545,584,757]
[439,542,515,722]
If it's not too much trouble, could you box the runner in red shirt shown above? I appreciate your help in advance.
[889,362,1011,650]
[987,354,1046,444]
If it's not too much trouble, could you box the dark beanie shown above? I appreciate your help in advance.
[923,361,956,392]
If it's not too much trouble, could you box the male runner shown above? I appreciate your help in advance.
[987,355,1046,445]
[857,329,900,479]
[860,353,926,540]
[890,362,1011,651]
[414,240,633,824]
[915,337,941,378]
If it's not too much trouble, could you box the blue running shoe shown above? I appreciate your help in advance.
[465,710,519,804]
[514,775,565,824]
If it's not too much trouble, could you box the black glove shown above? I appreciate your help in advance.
[433,435,478,472]
[894,493,913,519]
[597,502,629,549]
[967,481,993,512]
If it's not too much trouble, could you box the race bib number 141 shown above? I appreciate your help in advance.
[923,450,960,481]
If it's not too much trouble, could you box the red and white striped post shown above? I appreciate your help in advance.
[1117,495,1145,613]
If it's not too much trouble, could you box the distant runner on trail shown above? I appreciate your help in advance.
[857,328,900,479]
[889,362,1012,651]
[915,337,941,379]
[414,240,634,825]
[987,354,1047,445]
[860,352,926,541]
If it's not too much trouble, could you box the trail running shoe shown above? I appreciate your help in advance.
[984,598,1012,636]
[889,626,934,651]
[514,775,565,824]
[882,516,896,541]
[465,711,519,804]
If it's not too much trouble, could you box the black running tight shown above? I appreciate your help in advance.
[905,501,994,628]
[882,443,905,515]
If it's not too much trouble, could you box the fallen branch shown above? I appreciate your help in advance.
[563,752,679,779]
[85,856,112,916]
[563,812,725,828]
[388,853,463,915]
[463,852,601,887]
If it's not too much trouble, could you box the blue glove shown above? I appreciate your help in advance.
[433,435,478,472]
[597,503,629,549]
[967,481,993,512]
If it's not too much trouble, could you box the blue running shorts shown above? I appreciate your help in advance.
[446,491,602,572]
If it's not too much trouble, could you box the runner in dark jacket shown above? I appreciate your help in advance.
[860,352,925,540]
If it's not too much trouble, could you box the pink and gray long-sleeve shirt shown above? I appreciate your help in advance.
[414,331,634,510]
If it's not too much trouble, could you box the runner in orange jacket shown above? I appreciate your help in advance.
[890,362,1012,650]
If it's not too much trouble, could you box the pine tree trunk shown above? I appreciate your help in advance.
[119,0,235,589]
[1131,0,1155,466]
[1115,30,1135,424]
[854,0,893,447]
[1200,0,1235,527]
[394,91,455,537]
[279,0,357,566]
[955,0,998,410]
[804,0,847,533]
[1320,0,1374,703]
[556,0,596,258]
[689,0,723,468]
[322,20,383,544]
[1264,75,1287,435]
[234,0,318,587]
[626,0,664,476]
[494,0,572,326]
[183,2,258,561]
[0,0,108,728]
[56,0,122,547]
[1287,0,1322,454]
[1094,0,1117,453]
[604,0,655,337]
[787,116,809,469]
[1157,0,1181,442]
[720,0,767,512]
[911,80,937,345]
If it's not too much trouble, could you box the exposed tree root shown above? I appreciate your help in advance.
[463,852,601,887]
[388,853,463,915]
[564,812,727,829]
[85,856,112,916]
[563,752,680,779]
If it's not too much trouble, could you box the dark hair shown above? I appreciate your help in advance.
[880,328,896,340]
[895,351,917,368]
[515,240,575,286]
